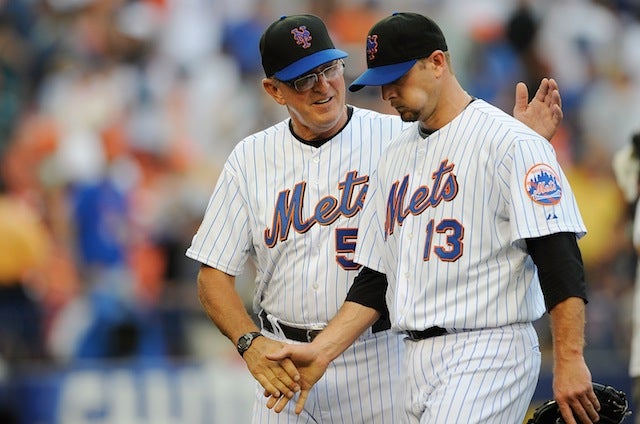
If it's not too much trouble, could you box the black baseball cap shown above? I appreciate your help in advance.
[349,12,448,92]
[260,14,348,81]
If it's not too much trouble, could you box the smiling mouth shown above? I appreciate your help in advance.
[315,97,332,105]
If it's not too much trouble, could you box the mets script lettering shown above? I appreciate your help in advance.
[385,159,458,236]
[264,171,369,247]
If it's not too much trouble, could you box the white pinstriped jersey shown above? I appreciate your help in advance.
[186,106,409,325]
[354,99,587,332]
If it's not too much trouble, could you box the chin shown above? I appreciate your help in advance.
[399,111,419,122]
[316,101,342,119]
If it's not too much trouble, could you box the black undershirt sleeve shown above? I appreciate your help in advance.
[345,266,390,332]
[525,232,588,312]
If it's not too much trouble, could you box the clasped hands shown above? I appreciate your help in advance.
[246,336,326,414]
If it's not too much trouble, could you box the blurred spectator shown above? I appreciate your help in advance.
[322,0,385,79]
[505,1,551,100]
[0,174,51,363]
[0,0,36,153]
[566,145,628,270]
[462,12,521,110]
[578,61,640,158]
[535,0,618,113]
[221,0,271,79]
[613,133,640,416]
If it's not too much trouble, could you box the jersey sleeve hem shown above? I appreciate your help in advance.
[185,248,243,276]
[514,225,586,243]
[353,254,385,274]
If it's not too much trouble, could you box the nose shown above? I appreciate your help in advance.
[381,84,394,101]
[315,73,331,89]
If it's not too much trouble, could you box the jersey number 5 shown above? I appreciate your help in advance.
[423,218,464,262]
[336,228,361,270]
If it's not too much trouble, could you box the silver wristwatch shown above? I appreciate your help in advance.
[236,332,263,356]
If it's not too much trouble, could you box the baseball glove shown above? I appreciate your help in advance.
[527,382,631,424]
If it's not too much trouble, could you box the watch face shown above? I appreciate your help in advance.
[238,334,252,350]
[237,332,261,356]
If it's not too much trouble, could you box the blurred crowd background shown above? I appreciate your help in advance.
[1,0,640,422]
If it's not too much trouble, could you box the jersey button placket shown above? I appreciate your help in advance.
[416,146,426,176]
[307,151,322,259]
[309,153,321,187]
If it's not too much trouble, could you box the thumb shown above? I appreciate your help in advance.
[513,82,528,115]
[266,346,290,361]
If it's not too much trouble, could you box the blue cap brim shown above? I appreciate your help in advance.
[348,59,417,92]
[274,49,348,81]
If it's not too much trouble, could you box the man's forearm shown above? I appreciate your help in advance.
[197,265,259,344]
[312,301,380,365]
[550,297,586,364]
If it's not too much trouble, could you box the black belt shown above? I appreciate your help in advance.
[405,326,449,340]
[260,310,322,343]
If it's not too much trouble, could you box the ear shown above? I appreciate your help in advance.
[428,50,448,77]
[429,50,447,67]
[262,78,287,105]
